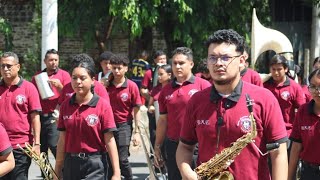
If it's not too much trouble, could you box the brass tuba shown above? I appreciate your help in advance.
[16,143,59,180]
[194,94,256,180]
[251,8,295,82]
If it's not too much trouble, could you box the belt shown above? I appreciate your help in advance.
[66,152,103,159]
[302,161,320,171]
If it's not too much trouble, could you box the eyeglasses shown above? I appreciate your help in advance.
[207,54,242,65]
[308,85,320,93]
[0,64,17,70]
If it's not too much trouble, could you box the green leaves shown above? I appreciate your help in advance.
[0,17,13,51]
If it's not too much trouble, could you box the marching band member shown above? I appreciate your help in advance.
[0,122,15,177]
[155,47,211,180]
[54,54,120,179]
[288,69,320,180]
[263,55,306,137]
[96,51,113,84]
[0,52,42,180]
[31,49,71,162]
[176,29,288,180]
[106,54,142,180]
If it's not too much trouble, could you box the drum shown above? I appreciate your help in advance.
[34,72,54,100]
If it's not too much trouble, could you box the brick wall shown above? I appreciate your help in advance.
[0,0,167,70]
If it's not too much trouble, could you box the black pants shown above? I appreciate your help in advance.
[148,112,156,150]
[108,122,133,180]
[0,149,31,180]
[165,139,182,180]
[63,153,107,180]
[40,114,58,158]
[301,162,320,180]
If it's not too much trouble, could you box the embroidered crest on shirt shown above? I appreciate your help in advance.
[85,114,99,126]
[66,93,73,97]
[120,93,129,101]
[188,89,199,97]
[16,94,26,105]
[196,119,210,126]
[301,126,311,130]
[281,91,290,101]
[237,116,251,133]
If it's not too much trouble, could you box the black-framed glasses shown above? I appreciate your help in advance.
[207,54,242,65]
[0,64,17,70]
[308,85,320,93]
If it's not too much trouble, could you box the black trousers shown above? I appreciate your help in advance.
[300,161,320,180]
[63,153,107,180]
[40,114,58,158]
[148,112,156,150]
[165,139,182,180]
[108,122,133,180]
[0,149,31,180]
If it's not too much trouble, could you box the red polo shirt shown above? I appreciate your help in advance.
[0,122,12,156]
[158,75,211,140]
[57,94,116,153]
[141,69,153,91]
[263,76,306,135]
[290,100,320,164]
[58,80,109,105]
[32,68,71,114]
[107,78,142,124]
[180,81,287,180]
[150,84,162,101]
[301,85,312,102]
[0,78,42,149]
[240,68,263,87]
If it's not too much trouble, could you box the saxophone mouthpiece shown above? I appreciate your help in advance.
[245,94,253,113]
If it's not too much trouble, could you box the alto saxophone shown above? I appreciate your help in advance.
[194,94,257,180]
[16,142,59,180]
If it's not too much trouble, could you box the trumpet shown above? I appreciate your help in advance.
[16,143,59,180]
[138,120,167,180]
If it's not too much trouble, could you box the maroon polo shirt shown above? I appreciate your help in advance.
[180,81,287,180]
[150,84,162,101]
[141,69,153,91]
[0,78,42,149]
[32,68,71,114]
[107,78,142,124]
[240,68,263,87]
[290,100,320,164]
[57,94,116,153]
[0,122,12,156]
[263,76,306,135]
[158,75,211,141]
[301,85,312,102]
[58,80,109,105]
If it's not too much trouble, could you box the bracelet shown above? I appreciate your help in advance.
[34,143,41,146]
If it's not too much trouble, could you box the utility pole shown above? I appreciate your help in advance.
[41,0,58,70]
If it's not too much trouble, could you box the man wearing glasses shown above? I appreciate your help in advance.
[31,49,70,177]
[0,52,42,180]
[176,29,288,180]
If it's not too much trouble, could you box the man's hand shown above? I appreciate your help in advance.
[148,105,155,114]
[132,133,140,146]
[48,79,62,89]
[154,145,165,168]
[32,144,41,156]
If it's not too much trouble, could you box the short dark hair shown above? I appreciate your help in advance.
[153,50,166,59]
[197,59,209,73]
[70,53,96,78]
[110,54,130,66]
[99,51,114,62]
[45,49,59,59]
[172,47,193,61]
[206,29,245,54]
[269,54,295,79]
[1,51,19,63]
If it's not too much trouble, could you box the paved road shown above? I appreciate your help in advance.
[28,110,152,180]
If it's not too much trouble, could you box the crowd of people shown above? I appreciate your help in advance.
[0,28,320,180]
